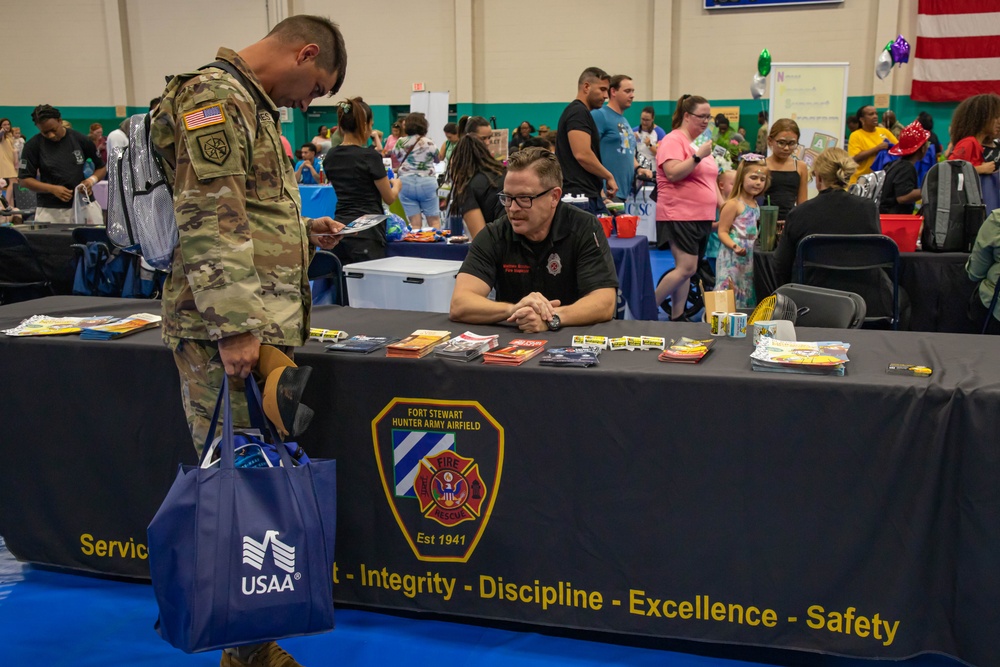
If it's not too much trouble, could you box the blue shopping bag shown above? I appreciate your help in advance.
[147,375,336,653]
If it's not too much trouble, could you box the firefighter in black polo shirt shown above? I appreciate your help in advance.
[449,147,618,333]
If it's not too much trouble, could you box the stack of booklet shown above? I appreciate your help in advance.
[750,339,850,376]
[326,335,399,354]
[434,331,500,362]
[658,337,716,364]
[539,346,601,368]
[80,313,162,340]
[385,330,451,358]
[2,315,118,336]
[482,339,546,366]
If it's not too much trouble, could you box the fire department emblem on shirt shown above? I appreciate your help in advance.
[547,253,562,276]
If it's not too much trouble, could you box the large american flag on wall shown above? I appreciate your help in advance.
[911,0,1000,102]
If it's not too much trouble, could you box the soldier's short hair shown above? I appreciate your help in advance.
[267,15,348,95]
[506,147,562,190]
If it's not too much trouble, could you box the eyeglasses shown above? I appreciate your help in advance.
[773,140,799,149]
[688,113,713,121]
[498,187,555,208]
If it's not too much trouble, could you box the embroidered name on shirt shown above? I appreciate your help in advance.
[183,104,226,131]
[503,264,531,274]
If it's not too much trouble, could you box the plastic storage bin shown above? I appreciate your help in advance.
[880,214,921,252]
[343,257,464,313]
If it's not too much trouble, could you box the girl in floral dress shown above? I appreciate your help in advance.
[716,155,770,307]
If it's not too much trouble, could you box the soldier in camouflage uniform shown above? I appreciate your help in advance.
[151,15,347,667]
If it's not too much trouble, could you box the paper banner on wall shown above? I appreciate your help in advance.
[710,106,741,129]
[768,62,849,199]
[487,129,509,162]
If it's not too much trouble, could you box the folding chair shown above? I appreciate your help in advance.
[775,283,866,329]
[13,185,37,222]
[794,234,900,330]
[308,249,346,306]
[0,227,55,304]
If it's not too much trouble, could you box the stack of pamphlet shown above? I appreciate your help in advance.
[658,337,716,364]
[326,335,399,354]
[482,339,546,366]
[308,328,348,343]
[539,345,601,367]
[80,313,162,340]
[385,330,451,358]
[434,331,499,362]
[750,339,850,376]
[2,315,118,336]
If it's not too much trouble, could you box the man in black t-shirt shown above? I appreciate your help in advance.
[18,105,106,223]
[450,148,618,333]
[556,67,616,214]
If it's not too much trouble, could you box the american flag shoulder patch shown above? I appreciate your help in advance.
[183,104,226,131]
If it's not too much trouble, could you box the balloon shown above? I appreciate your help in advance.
[751,73,766,100]
[875,49,894,80]
[891,35,911,64]
[757,49,772,77]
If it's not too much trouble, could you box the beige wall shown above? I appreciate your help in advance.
[123,0,270,107]
[0,0,921,108]
[3,0,119,106]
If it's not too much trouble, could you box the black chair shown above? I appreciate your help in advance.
[775,283,866,329]
[308,250,346,306]
[794,234,900,330]
[13,185,36,222]
[0,227,54,304]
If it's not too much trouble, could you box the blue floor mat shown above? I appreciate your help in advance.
[0,538,962,667]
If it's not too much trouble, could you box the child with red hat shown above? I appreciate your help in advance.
[880,120,930,215]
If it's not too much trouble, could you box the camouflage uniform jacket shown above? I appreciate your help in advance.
[151,47,314,348]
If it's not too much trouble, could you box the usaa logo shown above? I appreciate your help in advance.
[241,530,300,596]
[372,398,504,563]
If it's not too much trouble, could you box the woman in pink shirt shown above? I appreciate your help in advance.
[947,93,1000,175]
[654,95,723,320]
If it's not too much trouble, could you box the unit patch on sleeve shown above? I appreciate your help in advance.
[197,131,231,165]
[183,104,226,131]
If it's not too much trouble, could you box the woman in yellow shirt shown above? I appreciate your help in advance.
[847,105,896,185]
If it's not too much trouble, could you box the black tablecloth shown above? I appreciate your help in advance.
[754,250,978,333]
[1,297,998,665]
[0,224,86,294]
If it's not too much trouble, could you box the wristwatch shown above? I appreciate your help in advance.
[692,155,702,164]
[548,314,562,331]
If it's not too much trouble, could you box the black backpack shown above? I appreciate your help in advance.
[920,159,986,252]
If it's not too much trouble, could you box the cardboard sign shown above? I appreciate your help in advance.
[487,129,509,161]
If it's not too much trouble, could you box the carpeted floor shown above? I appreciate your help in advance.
[0,537,963,667]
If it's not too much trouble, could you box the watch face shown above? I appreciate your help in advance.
[549,314,561,331]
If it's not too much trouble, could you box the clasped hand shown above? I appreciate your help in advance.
[506,292,561,333]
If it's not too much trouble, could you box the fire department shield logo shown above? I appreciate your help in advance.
[372,399,504,562]
[547,252,562,276]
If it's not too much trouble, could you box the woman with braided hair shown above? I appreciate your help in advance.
[446,134,506,238]
[322,97,401,264]
[18,104,106,223]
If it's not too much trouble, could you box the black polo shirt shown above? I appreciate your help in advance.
[459,202,619,306]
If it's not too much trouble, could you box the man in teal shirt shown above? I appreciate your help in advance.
[591,74,651,201]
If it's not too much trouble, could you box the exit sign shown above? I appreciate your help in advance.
[412,82,425,92]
